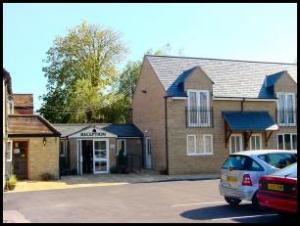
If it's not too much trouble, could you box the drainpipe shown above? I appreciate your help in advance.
[164,96,169,175]
[241,98,245,112]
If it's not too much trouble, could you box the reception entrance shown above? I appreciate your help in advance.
[81,139,109,174]
[93,140,109,174]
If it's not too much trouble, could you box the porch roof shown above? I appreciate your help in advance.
[53,123,144,138]
[223,111,279,131]
[8,115,61,137]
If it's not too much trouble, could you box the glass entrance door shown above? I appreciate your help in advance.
[93,140,109,174]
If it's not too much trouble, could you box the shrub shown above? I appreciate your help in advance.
[7,174,17,190]
[40,173,55,181]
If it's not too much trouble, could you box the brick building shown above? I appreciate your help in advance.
[132,55,297,175]
[7,93,61,180]
[53,123,144,175]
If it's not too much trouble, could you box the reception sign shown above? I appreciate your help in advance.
[69,126,117,138]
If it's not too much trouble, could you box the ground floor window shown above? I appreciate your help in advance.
[277,133,297,150]
[187,135,197,155]
[187,134,214,155]
[249,134,262,150]
[229,134,243,154]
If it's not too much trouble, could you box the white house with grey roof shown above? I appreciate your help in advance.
[132,55,297,175]
[53,123,144,175]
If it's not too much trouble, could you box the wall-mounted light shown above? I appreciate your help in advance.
[43,137,47,146]
[92,125,97,133]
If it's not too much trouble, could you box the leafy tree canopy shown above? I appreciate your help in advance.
[38,21,127,123]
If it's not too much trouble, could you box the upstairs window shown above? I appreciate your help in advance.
[187,90,210,127]
[277,92,296,125]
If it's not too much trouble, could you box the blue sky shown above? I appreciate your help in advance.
[3,3,297,111]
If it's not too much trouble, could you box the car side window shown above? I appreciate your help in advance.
[222,155,247,170]
[244,157,264,171]
[258,153,297,169]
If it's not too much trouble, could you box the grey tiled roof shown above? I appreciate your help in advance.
[53,123,143,138]
[53,123,109,137]
[146,55,297,98]
[223,111,278,131]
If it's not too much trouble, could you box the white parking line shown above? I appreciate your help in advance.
[210,213,278,221]
[171,201,226,207]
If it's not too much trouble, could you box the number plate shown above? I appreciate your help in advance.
[227,176,238,182]
[267,183,284,192]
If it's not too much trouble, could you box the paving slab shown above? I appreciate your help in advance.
[5,173,219,193]
[3,210,31,223]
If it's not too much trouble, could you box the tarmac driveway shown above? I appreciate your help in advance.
[3,179,294,223]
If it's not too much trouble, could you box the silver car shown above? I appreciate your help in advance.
[219,150,297,207]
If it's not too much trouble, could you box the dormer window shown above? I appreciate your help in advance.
[276,92,296,126]
[187,90,211,127]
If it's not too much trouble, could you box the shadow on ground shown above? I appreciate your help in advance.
[180,203,276,221]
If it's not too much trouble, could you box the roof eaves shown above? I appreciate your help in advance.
[36,115,61,136]
[144,55,297,65]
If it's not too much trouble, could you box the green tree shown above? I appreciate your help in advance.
[110,44,183,123]
[38,21,127,123]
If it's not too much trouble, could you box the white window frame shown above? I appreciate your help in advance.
[187,89,210,127]
[229,134,243,154]
[6,140,13,162]
[277,133,297,150]
[203,134,214,155]
[249,134,262,150]
[187,134,197,156]
[276,92,296,126]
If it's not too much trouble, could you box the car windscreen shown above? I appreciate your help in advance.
[271,163,297,178]
[222,155,263,171]
[257,153,297,169]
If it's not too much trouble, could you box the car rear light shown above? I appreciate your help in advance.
[242,174,252,186]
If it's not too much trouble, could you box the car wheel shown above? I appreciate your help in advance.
[224,196,241,206]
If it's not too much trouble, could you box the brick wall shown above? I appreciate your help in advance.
[167,99,283,175]
[132,58,167,172]
[26,137,59,180]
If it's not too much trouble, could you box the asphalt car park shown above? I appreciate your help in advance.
[3,179,295,223]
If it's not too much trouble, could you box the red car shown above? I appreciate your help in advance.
[257,163,297,214]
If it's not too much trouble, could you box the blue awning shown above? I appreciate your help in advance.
[223,111,279,131]
[103,124,144,137]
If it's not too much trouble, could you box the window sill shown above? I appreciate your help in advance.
[187,153,214,156]
[278,123,297,127]
[187,125,213,128]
